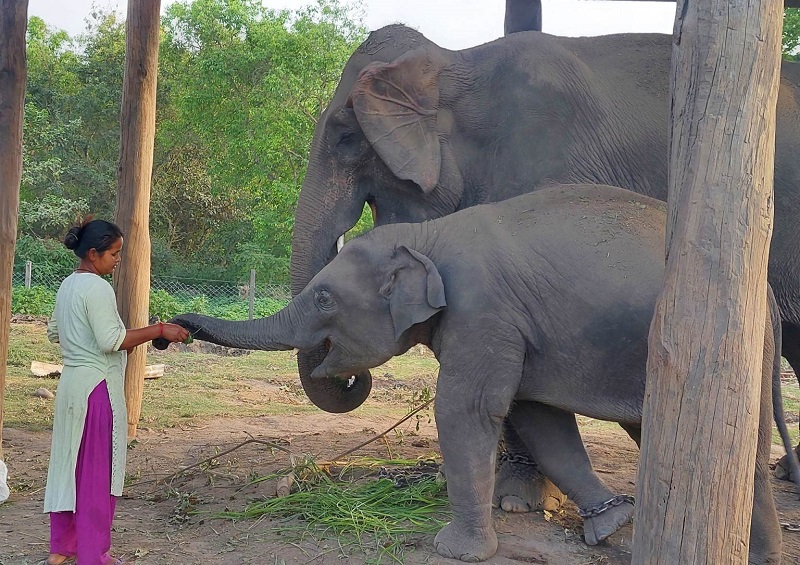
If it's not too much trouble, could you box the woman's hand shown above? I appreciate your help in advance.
[119,322,191,351]
[160,322,190,343]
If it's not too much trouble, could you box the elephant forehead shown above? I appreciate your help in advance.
[324,248,382,283]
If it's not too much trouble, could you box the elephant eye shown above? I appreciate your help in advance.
[337,131,355,146]
[331,127,365,165]
[315,289,335,311]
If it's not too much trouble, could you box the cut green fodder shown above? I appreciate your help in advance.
[217,459,450,563]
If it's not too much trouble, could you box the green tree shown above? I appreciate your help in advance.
[18,13,126,275]
[22,12,125,222]
[22,17,83,223]
[785,8,800,60]
[157,0,366,281]
[65,10,126,216]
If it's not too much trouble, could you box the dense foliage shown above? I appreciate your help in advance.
[786,8,800,61]
[18,0,366,285]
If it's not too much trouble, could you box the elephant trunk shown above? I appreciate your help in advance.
[291,169,374,413]
[157,298,373,414]
[164,302,306,352]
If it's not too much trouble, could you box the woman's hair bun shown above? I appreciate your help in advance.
[64,227,81,250]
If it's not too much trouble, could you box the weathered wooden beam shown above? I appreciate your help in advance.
[633,0,783,562]
[115,0,161,439]
[0,0,29,466]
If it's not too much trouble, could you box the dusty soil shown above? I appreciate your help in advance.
[2,388,800,564]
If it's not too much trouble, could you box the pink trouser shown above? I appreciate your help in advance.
[49,380,117,565]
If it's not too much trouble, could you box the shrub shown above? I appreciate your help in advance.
[149,289,182,321]
[14,235,76,283]
[12,285,56,316]
[255,297,287,317]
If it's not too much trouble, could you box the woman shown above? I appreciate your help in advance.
[44,219,189,565]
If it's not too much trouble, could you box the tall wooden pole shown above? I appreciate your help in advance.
[115,0,161,439]
[633,0,783,562]
[0,0,29,466]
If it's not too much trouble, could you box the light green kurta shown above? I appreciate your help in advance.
[44,272,128,513]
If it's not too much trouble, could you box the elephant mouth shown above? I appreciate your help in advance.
[315,338,358,388]
[334,199,375,255]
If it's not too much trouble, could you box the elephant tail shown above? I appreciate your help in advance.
[770,286,800,492]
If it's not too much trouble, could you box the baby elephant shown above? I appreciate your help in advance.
[159,184,783,563]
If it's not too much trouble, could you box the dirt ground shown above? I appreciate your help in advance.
[2,379,800,564]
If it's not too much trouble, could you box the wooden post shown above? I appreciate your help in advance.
[24,260,30,289]
[632,0,783,562]
[114,0,161,439]
[504,0,542,34]
[249,269,256,320]
[0,0,28,464]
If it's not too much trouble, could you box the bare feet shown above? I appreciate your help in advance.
[45,554,73,565]
[105,557,135,565]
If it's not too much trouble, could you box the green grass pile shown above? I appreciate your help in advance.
[218,459,450,563]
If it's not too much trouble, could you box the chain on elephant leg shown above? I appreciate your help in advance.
[492,451,567,512]
[579,495,635,546]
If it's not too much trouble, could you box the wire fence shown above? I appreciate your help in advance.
[11,261,291,320]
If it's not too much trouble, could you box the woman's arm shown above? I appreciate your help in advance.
[46,316,59,344]
[117,322,189,351]
[86,279,189,352]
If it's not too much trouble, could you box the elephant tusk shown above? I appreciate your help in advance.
[337,234,345,252]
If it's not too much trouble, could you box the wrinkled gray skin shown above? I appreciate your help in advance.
[289,25,800,505]
[162,186,786,563]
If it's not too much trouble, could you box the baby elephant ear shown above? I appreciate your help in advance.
[387,246,446,340]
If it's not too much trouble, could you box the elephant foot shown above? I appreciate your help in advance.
[774,445,799,482]
[774,453,794,481]
[581,497,634,546]
[493,457,566,512]
[434,521,498,562]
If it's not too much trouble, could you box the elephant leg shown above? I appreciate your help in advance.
[432,337,524,562]
[781,321,800,385]
[494,416,567,512]
[775,321,800,481]
[751,311,783,564]
[508,401,634,546]
[619,423,641,447]
[751,443,782,564]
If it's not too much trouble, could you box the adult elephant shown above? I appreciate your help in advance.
[290,26,800,424]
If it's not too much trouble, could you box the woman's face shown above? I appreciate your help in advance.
[93,237,123,275]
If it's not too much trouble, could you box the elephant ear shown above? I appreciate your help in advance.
[383,246,447,340]
[349,48,444,193]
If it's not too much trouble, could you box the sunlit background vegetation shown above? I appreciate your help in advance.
[18,0,371,286]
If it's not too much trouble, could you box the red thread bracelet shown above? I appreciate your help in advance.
[159,322,164,338]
